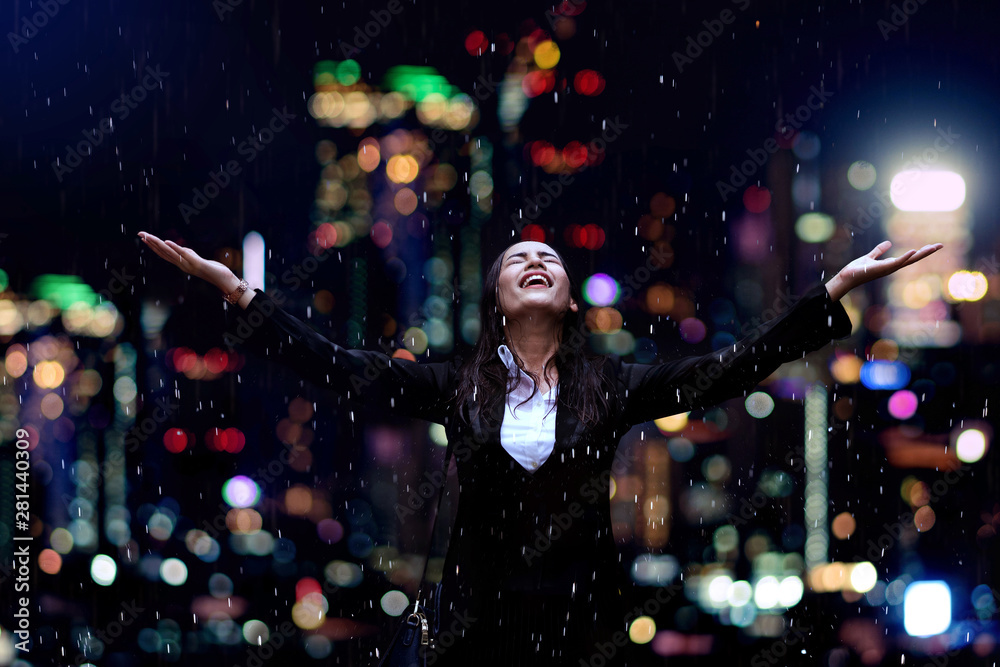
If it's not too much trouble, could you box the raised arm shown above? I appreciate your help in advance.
[615,240,943,427]
[138,231,456,424]
[615,281,851,427]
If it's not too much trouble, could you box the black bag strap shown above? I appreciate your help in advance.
[412,433,455,608]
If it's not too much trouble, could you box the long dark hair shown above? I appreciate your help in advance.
[450,243,610,429]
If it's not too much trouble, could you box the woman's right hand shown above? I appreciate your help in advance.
[138,231,237,293]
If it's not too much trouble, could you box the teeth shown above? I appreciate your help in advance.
[521,275,549,288]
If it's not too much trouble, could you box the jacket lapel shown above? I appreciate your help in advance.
[555,389,586,450]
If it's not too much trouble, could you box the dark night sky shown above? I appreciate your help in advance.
[2,1,1000,664]
[3,0,999,297]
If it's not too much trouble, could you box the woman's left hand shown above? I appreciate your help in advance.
[825,240,944,301]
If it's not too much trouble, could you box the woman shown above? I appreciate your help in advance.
[138,231,940,665]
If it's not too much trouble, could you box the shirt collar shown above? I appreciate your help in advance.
[497,344,518,377]
[497,344,558,398]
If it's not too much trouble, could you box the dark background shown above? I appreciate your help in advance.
[1,0,999,665]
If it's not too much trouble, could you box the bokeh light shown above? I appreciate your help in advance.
[955,428,987,463]
[160,558,189,586]
[745,392,775,418]
[90,554,117,586]
[628,617,656,644]
[947,271,988,301]
[394,188,419,215]
[678,318,706,343]
[380,590,410,616]
[850,563,878,593]
[163,428,188,454]
[847,161,877,190]
[742,186,771,213]
[831,512,856,539]
[583,274,620,306]
[887,390,919,419]
[223,476,261,509]
[890,170,965,211]
[464,30,488,56]
[533,40,561,69]
[860,361,911,390]
[795,212,835,243]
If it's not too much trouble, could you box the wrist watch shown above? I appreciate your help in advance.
[224,279,249,304]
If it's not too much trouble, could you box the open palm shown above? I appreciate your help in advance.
[138,231,234,291]
[840,241,942,287]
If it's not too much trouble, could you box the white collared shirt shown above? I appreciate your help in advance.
[497,344,558,473]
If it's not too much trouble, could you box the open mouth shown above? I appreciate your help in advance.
[519,273,552,289]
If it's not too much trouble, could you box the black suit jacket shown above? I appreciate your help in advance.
[223,281,852,630]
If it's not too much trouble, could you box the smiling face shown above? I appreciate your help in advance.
[496,241,578,324]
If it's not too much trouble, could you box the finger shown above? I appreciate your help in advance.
[163,240,186,257]
[164,241,199,266]
[892,249,917,267]
[868,240,892,259]
[146,241,178,266]
[900,244,942,267]
[143,236,183,266]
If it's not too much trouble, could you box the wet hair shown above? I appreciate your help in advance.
[450,242,610,429]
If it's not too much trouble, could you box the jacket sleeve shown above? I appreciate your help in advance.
[223,288,456,424]
[614,282,853,428]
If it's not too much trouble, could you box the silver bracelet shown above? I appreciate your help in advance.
[224,279,249,305]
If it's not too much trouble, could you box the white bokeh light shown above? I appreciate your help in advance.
[889,170,965,211]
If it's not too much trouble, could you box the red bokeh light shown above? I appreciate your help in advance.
[573,70,605,96]
[371,221,393,248]
[521,224,547,242]
[169,347,197,373]
[495,33,514,55]
[558,0,587,16]
[204,348,229,374]
[205,427,221,451]
[316,222,338,248]
[530,141,557,167]
[564,224,606,250]
[296,577,323,602]
[220,427,246,453]
[742,185,772,213]
[562,141,588,169]
[522,70,555,98]
[464,30,489,56]
[163,429,188,454]
[583,223,605,250]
